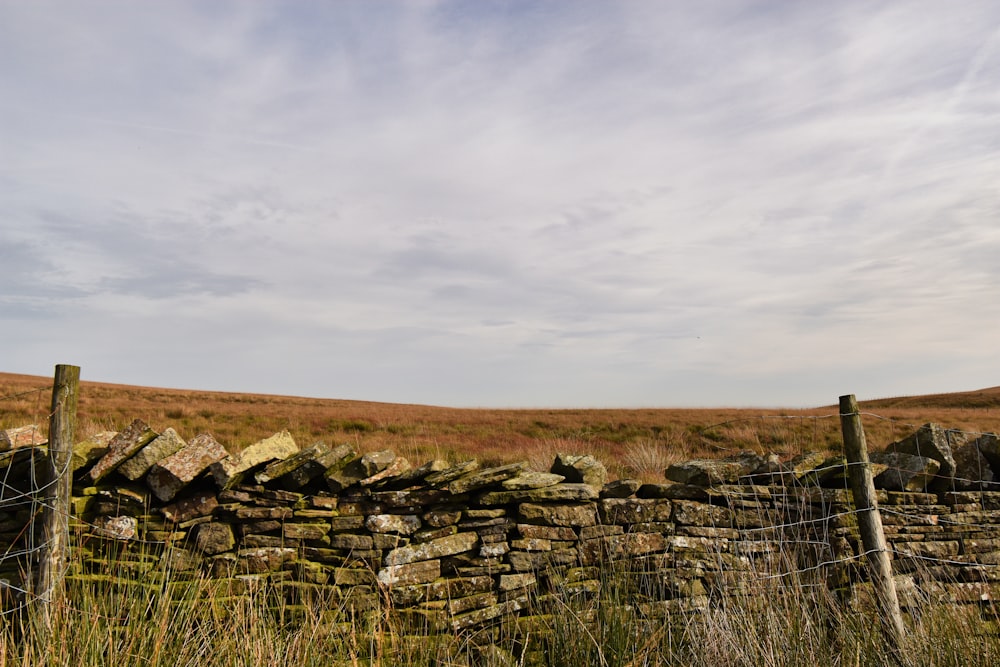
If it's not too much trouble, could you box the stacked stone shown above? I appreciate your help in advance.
[0,439,48,597]
[4,418,1000,630]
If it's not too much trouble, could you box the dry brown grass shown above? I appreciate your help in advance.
[3,371,1000,477]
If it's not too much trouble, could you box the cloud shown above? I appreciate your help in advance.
[2,1,999,406]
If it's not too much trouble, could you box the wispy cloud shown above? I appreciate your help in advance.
[2,0,999,406]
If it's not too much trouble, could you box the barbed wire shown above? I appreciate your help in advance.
[0,387,47,403]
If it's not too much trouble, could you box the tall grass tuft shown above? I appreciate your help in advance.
[4,539,1000,665]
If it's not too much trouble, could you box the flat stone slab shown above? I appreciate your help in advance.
[425,460,481,487]
[147,433,228,502]
[71,431,116,472]
[194,522,235,555]
[384,531,479,566]
[211,430,298,488]
[449,462,528,495]
[89,419,159,482]
[954,439,1000,490]
[665,452,763,486]
[518,501,597,527]
[377,559,441,586]
[872,451,941,491]
[118,427,187,480]
[366,513,422,535]
[551,453,608,488]
[599,498,673,525]
[502,472,565,491]
[0,424,45,451]
[255,442,351,486]
[885,423,963,491]
[600,479,641,498]
[360,456,412,487]
[161,490,219,523]
[380,459,450,489]
[478,483,598,506]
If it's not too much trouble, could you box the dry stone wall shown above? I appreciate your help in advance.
[3,420,1000,628]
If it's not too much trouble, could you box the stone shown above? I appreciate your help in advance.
[88,419,159,482]
[448,596,529,632]
[885,423,963,491]
[332,568,376,586]
[518,502,597,527]
[328,534,374,550]
[422,508,463,528]
[872,452,941,492]
[975,433,1000,465]
[92,485,149,516]
[237,547,296,573]
[369,489,450,508]
[384,531,479,566]
[375,459,450,490]
[324,456,367,492]
[194,522,235,555]
[118,427,187,481]
[366,514,422,535]
[953,439,1000,491]
[478,484,598,506]
[93,515,138,540]
[786,451,829,477]
[476,645,518,667]
[377,559,442,586]
[285,443,354,488]
[600,479,641,498]
[507,549,578,572]
[211,430,298,489]
[498,573,536,592]
[448,462,528,495]
[0,424,44,451]
[502,472,565,490]
[388,575,493,606]
[665,453,763,486]
[359,449,397,477]
[599,498,673,525]
[796,456,849,487]
[480,542,510,558]
[672,500,734,526]
[551,453,608,488]
[161,547,201,572]
[255,442,348,485]
[510,538,551,551]
[324,450,395,492]
[424,460,481,487]
[71,432,116,472]
[234,506,293,520]
[446,592,498,616]
[360,456,412,487]
[283,523,329,541]
[637,483,709,500]
[146,433,228,502]
[161,490,219,523]
[517,524,577,540]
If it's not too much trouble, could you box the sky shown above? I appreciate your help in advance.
[2,1,1000,408]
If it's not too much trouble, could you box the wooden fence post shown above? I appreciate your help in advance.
[839,393,906,647]
[37,364,79,615]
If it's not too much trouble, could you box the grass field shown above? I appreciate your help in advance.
[4,545,998,666]
[3,371,999,481]
[4,371,1000,664]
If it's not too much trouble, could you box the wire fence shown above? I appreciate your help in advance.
[0,384,58,616]
[2,381,1000,629]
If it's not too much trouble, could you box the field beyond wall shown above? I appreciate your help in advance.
[4,371,1000,481]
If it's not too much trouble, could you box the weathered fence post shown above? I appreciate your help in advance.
[37,364,79,617]
[839,393,906,647]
